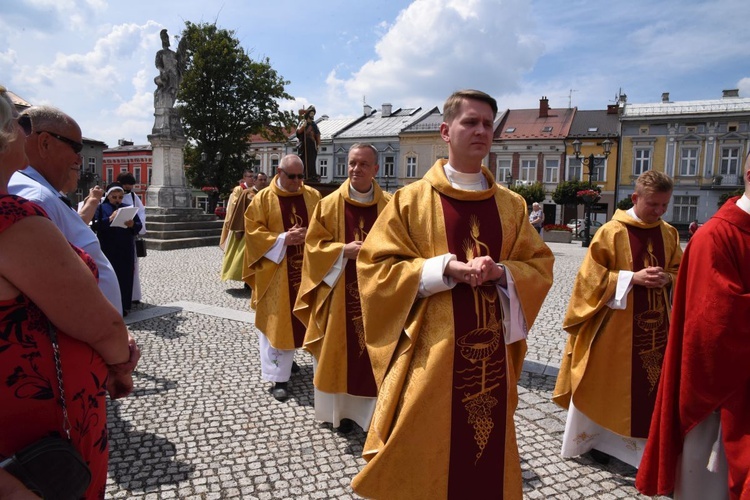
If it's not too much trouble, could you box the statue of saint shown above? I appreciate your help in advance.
[154,29,186,111]
[296,105,321,181]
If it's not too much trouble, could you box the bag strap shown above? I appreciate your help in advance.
[47,323,72,440]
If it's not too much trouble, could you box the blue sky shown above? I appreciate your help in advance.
[2,0,748,147]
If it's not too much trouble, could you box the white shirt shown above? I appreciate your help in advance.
[9,166,123,314]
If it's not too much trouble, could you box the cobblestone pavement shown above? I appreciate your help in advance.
[107,242,664,499]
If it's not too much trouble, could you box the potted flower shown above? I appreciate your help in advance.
[577,189,601,205]
[542,224,573,243]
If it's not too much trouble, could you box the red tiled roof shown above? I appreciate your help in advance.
[495,108,575,140]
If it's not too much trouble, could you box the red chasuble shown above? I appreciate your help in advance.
[440,194,507,499]
[342,202,378,397]
[278,195,309,347]
[626,225,669,438]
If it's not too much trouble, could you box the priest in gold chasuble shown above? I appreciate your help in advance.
[351,90,554,500]
[244,155,321,401]
[553,170,682,468]
[221,171,267,283]
[294,144,391,433]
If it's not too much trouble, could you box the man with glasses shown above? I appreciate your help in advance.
[9,105,122,314]
[244,155,321,401]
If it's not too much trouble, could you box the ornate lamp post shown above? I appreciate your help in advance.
[506,172,514,189]
[572,138,612,247]
[384,173,390,192]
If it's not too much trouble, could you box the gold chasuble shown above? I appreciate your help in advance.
[553,209,682,438]
[351,160,554,500]
[221,185,257,281]
[294,180,390,396]
[243,178,321,350]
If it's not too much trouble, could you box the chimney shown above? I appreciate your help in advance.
[661,92,670,103]
[607,104,618,114]
[539,96,549,118]
[363,104,372,116]
[118,139,134,146]
[722,89,740,99]
[382,103,393,117]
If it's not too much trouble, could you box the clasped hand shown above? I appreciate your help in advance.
[285,224,307,246]
[632,266,670,288]
[445,256,505,287]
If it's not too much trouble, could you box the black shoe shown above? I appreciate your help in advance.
[336,418,354,434]
[243,283,250,290]
[270,382,288,401]
[587,449,611,465]
[291,361,301,374]
[132,300,141,305]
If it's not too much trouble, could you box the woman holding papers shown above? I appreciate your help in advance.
[94,183,142,314]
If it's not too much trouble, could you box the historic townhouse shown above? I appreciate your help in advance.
[102,141,152,203]
[492,97,575,224]
[332,103,430,191]
[619,90,750,225]
[398,107,446,188]
[565,106,620,222]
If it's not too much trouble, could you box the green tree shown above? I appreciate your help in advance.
[177,21,297,211]
[617,195,634,210]
[508,181,546,205]
[551,180,600,206]
[717,188,744,207]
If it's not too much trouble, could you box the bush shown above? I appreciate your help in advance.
[543,224,572,232]
[617,196,634,210]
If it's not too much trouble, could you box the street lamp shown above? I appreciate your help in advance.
[506,172,514,189]
[384,173,390,192]
[573,138,612,247]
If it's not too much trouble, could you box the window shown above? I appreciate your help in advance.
[673,195,698,223]
[133,167,141,184]
[406,156,417,178]
[384,155,395,177]
[633,148,651,175]
[520,159,536,181]
[336,156,347,177]
[592,161,606,183]
[720,147,741,176]
[679,147,699,176]
[271,157,279,169]
[541,126,553,133]
[567,158,582,181]
[496,159,511,183]
[106,168,113,184]
[505,127,516,133]
[148,168,153,185]
[120,166,128,173]
[88,157,96,173]
[319,159,328,178]
[544,159,559,183]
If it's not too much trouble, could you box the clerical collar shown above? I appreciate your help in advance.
[348,183,374,203]
[737,193,750,215]
[626,207,644,222]
[443,162,487,191]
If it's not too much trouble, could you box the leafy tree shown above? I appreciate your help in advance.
[177,21,297,211]
[717,188,744,207]
[551,180,600,206]
[508,182,546,205]
[617,195,634,210]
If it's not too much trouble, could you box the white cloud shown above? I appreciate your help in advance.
[738,78,750,98]
[330,0,544,113]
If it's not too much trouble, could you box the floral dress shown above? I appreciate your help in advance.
[0,194,109,499]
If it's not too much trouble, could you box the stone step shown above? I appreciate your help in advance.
[146,228,222,240]
[147,220,224,231]
[144,235,220,250]
[146,213,219,223]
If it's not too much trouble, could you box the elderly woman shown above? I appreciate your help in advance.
[0,87,138,499]
[94,182,143,315]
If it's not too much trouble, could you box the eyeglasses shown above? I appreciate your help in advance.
[37,130,83,154]
[17,115,32,136]
[280,168,305,180]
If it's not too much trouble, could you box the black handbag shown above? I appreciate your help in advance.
[0,324,91,499]
[135,236,147,258]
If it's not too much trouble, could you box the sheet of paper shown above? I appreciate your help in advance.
[111,206,139,228]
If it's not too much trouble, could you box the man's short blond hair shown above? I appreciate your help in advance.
[443,89,498,123]
[635,170,673,195]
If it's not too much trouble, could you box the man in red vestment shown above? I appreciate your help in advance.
[637,153,750,499]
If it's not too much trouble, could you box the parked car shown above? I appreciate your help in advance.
[567,218,603,238]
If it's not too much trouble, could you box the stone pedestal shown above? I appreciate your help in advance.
[146,134,191,208]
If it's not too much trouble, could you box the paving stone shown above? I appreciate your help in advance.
[103,243,670,499]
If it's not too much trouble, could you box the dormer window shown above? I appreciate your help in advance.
[542,126,553,133]
[505,127,516,133]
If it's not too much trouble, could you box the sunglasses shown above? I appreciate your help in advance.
[37,130,83,154]
[17,115,32,136]
[280,168,305,180]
